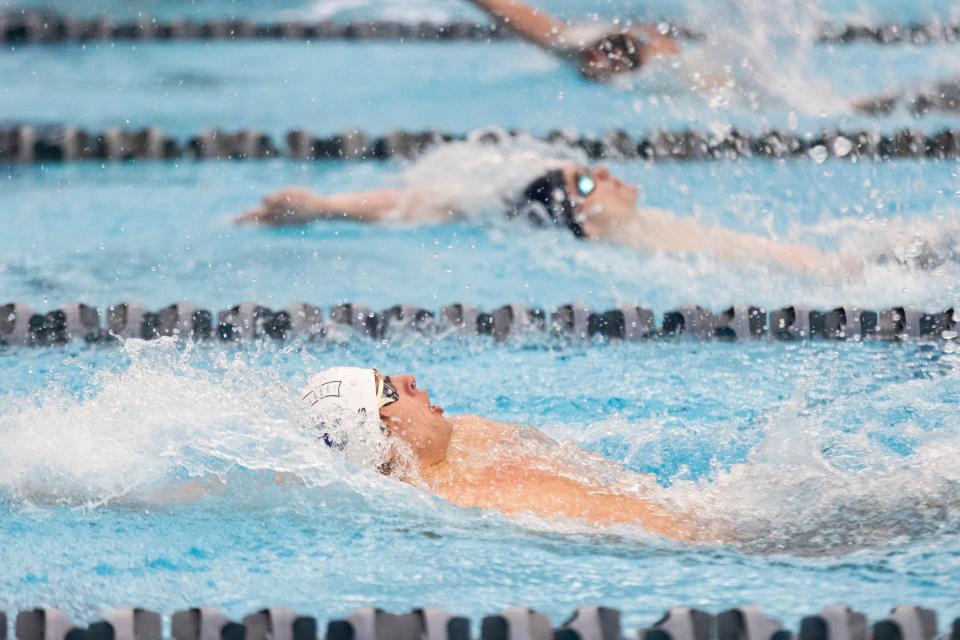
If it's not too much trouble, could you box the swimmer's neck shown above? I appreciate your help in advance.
[414,414,500,473]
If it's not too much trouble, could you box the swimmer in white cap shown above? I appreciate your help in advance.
[301,366,699,541]
[237,162,861,275]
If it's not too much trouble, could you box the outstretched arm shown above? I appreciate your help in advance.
[590,207,862,275]
[468,0,567,49]
[236,186,457,227]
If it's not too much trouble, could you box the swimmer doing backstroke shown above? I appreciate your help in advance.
[237,162,861,275]
[466,0,681,81]
[301,366,700,542]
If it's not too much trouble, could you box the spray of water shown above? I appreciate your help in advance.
[397,131,588,220]
[3,338,959,556]
[555,356,960,555]
[0,339,406,508]
[672,0,848,120]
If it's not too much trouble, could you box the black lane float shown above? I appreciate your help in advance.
[2,125,960,164]
[1,9,958,46]
[1,301,956,346]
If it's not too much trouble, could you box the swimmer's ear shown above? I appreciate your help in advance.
[578,219,600,240]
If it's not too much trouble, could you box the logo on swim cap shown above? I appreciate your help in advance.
[303,380,343,405]
[301,367,380,450]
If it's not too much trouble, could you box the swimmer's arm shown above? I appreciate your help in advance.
[604,211,861,275]
[236,187,457,226]
[144,471,303,504]
[468,0,567,50]
[442,468,698,541]
[635,23,681,56]
[701,224,863,274]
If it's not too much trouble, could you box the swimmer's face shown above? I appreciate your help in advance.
[562,164,639,237]
[376,372,452,467]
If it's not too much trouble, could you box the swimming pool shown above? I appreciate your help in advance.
[4,337,960,627]
[3,36,960,134]
[2,0,960,631]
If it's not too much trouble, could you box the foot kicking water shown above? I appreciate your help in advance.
[302,367,700,542]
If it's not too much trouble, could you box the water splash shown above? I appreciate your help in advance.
[0,339,400,508]
[678,0,848,120]
[398,132,588,220]
[557,355,960,554]
[5,338,959,556]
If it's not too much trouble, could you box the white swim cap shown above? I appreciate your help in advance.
[301,367,380,449]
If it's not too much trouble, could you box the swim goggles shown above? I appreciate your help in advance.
[574,173,596,198]
[374,371,400,409]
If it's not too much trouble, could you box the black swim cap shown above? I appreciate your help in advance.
[510,170,586,239]
[581,32,645,79]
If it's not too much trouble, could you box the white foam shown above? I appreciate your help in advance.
[3,339,960,555]
[0,339,401,507]
[398,132,588,221]
[550,362,960,554]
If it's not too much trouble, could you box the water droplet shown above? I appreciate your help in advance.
[808,145,828,164]
[832,136,853,157]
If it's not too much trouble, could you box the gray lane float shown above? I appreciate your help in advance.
[873,607,939,640]
[555,607,621,640]
[1,302,957,346]
[15,609,76,640]
[799,605,868,640]
[1,10,957,46]
[717,608,788,640]
[481,607,552,640]
[3,125,960,165]
[326,607,470,640]
[79,609,163,640]
[171,608,243,640]
[3,606,960,640]
[243,608,316,640]
[640,607,714,640]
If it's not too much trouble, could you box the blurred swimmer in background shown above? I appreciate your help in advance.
[300,366,700,541]
[465,0,680,81]
[236,160,859,275]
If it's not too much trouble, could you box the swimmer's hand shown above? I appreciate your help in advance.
[236,187,327,226]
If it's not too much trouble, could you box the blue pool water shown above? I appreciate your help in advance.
[3,39,960,134]
[2,157,959,310]
[3,0,960,631]
[3,338,960,628]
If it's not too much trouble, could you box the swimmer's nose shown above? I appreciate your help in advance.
[393,373,415,388]
[593,166,611,180]
[393,373,423,399]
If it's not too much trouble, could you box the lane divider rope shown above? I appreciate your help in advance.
[2,125,959,163]
[4,603,948,640]
[1,301,956,346]
[2,10,959,46]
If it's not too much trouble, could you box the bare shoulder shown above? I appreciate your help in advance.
[452,414,519,434]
